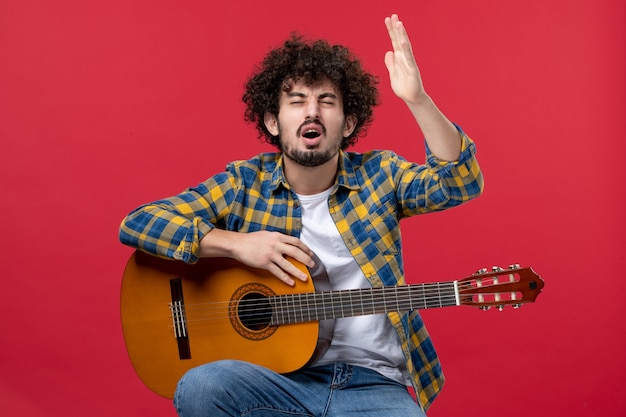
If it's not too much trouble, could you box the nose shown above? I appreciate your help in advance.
[305,99,320,119]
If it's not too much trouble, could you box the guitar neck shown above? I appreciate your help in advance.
[269,281,458,325]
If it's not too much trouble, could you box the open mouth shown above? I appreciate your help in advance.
[299,121,324,140]
[302,129,321,139]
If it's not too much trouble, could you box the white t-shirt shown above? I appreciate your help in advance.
[297,189,409,385]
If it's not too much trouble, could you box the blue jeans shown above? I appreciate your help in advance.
[174,360,427,417]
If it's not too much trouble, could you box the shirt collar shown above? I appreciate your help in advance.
[269,151,362,193]
[335,150,361,191]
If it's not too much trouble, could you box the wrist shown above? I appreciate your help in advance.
[405,91,433,113]
[199,228,238,259]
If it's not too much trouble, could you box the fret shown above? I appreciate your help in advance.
[295,293,304,324]
[281,294,288,323]
[343,290,351,317]
[369,287,375,315]
[309,292,321,320]
[349,289,356,317]
[437,282,442,308]
[269,295,279,325]
[409,285,424,310]
[339,290,346,317]
[289,293,297,324]
[394,286,400,312]
[297,293,306,323]
[322,292,333,320]
[435,282,456,308]
[428,283,435,309]
[375,288,385,315]
[338,290,346,318]
[425,283,439,309]
[317,292,327,320]
[271,296,279,325]
[304,292,313,322]
[285,293,294,324]
[359,288,366,316]
[271,282,458,325]
[282,293,290,324]
[358,288,373,316]
[360,288,370,315]
[396,286,412,311]
[280,293,288,324]
[326,292,336,318]
[400,287,409,310]
[307,293,316,321]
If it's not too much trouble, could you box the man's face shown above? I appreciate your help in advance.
[264,79,356,167]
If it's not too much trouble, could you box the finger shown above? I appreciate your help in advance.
[279,248,314,276]
[393,17,414,59]
[387,15,406,48]
[273,256,309,283]
[280,236,315,268]
[266,262,296,286]
[385,15,400,52]
[384,50,394,72]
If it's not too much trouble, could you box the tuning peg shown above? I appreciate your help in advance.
[492,266,505,272]
[475,268,488,275]
[479,306,491,311]
[508,264,521,270]
[513,304,522,309]
[497,305,505,311]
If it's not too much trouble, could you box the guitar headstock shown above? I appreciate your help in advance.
[457,265,544,310]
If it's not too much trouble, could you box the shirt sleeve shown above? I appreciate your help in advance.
[118,172,238,263]
[428,125,484,200]
[396,125,484,215]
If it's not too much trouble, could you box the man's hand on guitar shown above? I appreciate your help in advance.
[199,229,315,286]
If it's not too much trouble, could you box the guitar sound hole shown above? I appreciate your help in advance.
[238,293,272,331]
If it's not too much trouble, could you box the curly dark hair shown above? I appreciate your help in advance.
[243,34,379,149]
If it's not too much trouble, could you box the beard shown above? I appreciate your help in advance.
[277,120,343,168]
[282,146,338,167]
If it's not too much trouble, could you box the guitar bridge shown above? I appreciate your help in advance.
[169,278,191,360]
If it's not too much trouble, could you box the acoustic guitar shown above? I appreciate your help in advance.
[120,250,543,398]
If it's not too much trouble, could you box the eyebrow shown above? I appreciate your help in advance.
[287,91,339,100]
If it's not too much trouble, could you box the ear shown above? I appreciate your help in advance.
[343,115,357,138]
[264,112,279,136]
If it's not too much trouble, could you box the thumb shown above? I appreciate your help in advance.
[384,50,395,75]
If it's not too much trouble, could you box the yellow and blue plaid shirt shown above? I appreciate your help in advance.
[120,129,483,410]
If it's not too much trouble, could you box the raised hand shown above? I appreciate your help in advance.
[384,14,427,106]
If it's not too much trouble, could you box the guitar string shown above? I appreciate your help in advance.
[172,282,522,327]
[179,294,459,327]
[179,295,513,328]
[176,279,516,316]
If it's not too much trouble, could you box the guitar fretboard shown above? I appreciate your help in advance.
[268,282,458,325]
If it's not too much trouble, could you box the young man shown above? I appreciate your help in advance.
[120,14,483,417]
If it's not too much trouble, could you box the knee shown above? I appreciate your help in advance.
[176,360,240,397]
[174,360,252,415]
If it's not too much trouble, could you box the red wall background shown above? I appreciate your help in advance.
[1,0,624,416]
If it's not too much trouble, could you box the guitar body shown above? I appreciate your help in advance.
[120,250,329,399]
[121,251,543,399]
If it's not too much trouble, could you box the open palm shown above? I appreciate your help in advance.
[384,14,427,106]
